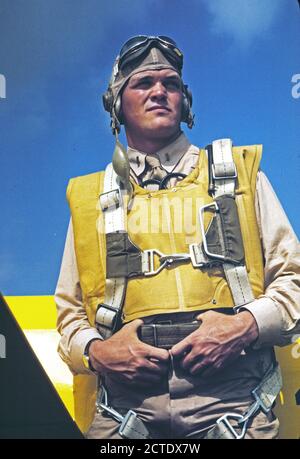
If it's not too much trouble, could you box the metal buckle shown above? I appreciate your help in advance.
[95,303,120,330]
[212,162,237,180]
[160,253,191,265]
[97,385,144,440]
[199,202,241,265]
[189,243,208,267]
[199,202,228,262]
[97,385,139,436]
[99,188,121,211]
[142,249,191,276]
[151,324,158,347]
[216,398,261,440]
[142,249,167,276]
[216,412,248,440]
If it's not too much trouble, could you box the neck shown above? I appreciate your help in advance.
[125,129,182,154]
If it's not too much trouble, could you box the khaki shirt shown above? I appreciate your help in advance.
[55,133,300,374]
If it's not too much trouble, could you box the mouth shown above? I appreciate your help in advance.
[147,105,171,112]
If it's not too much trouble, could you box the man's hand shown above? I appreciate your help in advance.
[171,310,258,377]
[89,319,170,387]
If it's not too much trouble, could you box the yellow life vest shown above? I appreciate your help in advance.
[67,144,264,433]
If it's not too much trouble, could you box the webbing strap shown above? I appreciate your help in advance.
[95,163,127,339]
[119,411,151,439]
[209,139,254,308]
[100,163,125,233]
[211,139,237,197]
[252,362,282,412]
[223,264,254,308]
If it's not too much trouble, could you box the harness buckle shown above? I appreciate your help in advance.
[212,161,237,180]
[95,303,120,331]
[142,249,168,276]
[215,412,248,440]
[142,249,191,276]
[199,202,239,264]
[199,202,228,262]
[99,188,121,211]
[189,243,208,267]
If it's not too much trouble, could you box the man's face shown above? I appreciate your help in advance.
[121,68,183,141]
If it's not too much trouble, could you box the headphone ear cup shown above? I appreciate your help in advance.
[102,89,123,125]
[181,93,189,123]
[114,95,123,124]
[102,89,113,113]
[181,85,194,128]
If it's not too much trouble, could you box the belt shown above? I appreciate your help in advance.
[138,321,201,349]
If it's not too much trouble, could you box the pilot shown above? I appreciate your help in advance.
[55,35,300,439]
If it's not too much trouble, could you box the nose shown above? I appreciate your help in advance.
[150,81,167,101]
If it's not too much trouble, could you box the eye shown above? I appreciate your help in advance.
[165,79,181,90]
[133,79,152,89]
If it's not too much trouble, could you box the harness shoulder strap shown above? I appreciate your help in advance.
[95,163,128,339]
[205,138,256,308]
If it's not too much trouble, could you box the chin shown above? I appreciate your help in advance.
[147,118,179,135]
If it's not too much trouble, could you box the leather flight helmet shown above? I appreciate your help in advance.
[102,35,195,134]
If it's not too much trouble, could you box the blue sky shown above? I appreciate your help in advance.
[0,0,299,295]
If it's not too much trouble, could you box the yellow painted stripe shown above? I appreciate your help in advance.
[4,295,57,329]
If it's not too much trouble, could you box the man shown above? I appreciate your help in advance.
[55,36,300,439]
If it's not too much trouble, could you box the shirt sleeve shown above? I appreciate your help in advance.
[55,218,103,375]
[243,171,300,348]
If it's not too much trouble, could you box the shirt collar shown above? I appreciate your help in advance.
[127,132,194,176]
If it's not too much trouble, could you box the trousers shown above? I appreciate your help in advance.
[86,346,279,439]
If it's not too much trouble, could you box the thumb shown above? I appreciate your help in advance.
[125,318,144,333]
[196,312,209,322]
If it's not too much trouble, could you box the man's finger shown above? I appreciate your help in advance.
[170,337,192,357]
[126,319,144,332]
[189,359,210,376]
[180,349,200,370]
[141,342,170,361]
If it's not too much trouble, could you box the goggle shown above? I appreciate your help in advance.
[118,35,183,73]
